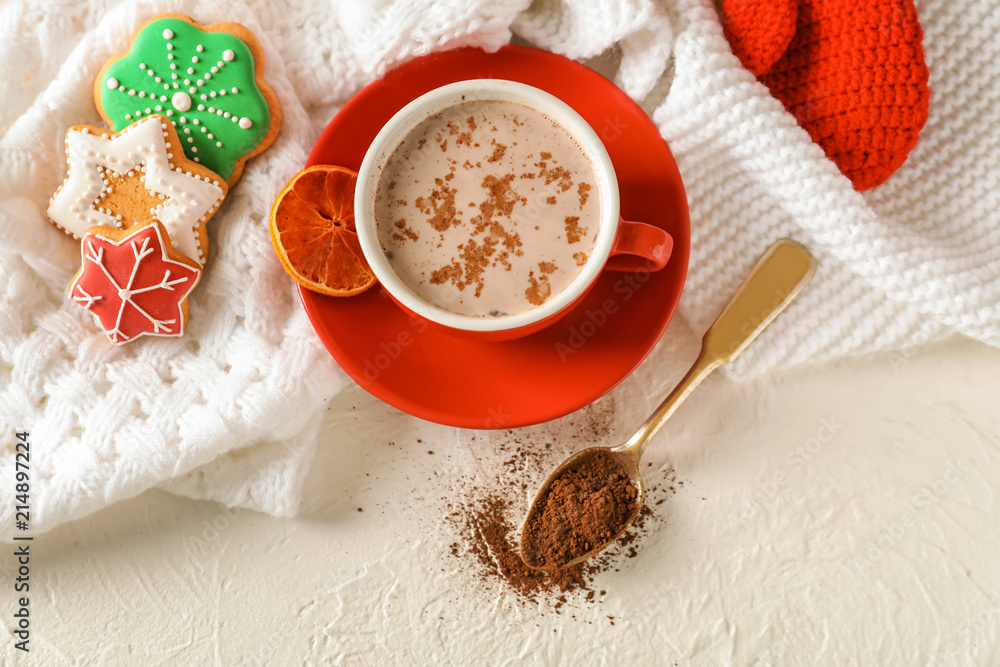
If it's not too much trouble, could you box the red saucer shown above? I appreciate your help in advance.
[301,45,690,429]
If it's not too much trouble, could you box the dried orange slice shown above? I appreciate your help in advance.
[269,165,376,296]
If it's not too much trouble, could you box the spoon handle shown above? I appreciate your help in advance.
[621,239,817,457]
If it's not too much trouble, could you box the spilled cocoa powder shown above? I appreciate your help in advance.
[454,493,589,602]
[520,449,640,571]
[443,423,678,611]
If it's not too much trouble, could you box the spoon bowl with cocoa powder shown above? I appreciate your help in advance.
[521,239,817,571]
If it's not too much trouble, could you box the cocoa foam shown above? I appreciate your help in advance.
[375,100,600,318]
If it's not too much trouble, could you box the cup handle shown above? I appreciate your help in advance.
[604,217,673,272]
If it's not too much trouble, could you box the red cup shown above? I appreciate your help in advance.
[355,80,672,341]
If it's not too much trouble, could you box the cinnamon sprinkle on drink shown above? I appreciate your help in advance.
[375,99,601,317]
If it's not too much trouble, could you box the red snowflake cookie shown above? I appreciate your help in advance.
[68,221,202,344]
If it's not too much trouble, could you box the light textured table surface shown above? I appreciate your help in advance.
[3,315,999,665]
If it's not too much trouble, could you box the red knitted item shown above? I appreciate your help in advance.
[722,0,798,76]
[721,0,931,191]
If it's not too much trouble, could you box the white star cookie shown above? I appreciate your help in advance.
[47,114,227,266]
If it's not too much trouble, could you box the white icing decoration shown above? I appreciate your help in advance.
[163,29,173,39]
[172,91,192,112]
[107,78,119,89]
[47,117,224,266]
[71,285,102,309]
[106,34,260,157]
[70,229,196,342]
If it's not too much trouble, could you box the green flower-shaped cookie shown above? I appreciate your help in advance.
[97,16,278,184]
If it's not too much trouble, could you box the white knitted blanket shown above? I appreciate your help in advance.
[1,0,996,537]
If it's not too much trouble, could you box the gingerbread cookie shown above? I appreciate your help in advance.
[69,221,202,344]
[47,114,226,267]
[94,14,281,186]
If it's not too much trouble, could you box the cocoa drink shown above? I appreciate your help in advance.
[374,99,601,318]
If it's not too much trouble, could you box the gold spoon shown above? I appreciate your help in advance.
[520,239,818,571]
